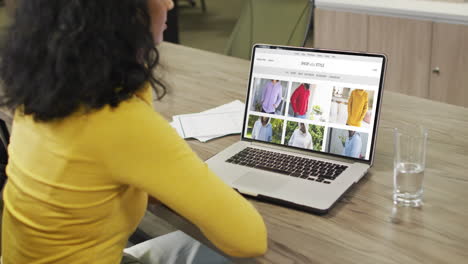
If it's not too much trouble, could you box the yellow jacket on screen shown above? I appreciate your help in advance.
[346,89,368,127]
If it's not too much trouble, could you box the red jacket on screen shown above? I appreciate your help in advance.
[290,84,310,115]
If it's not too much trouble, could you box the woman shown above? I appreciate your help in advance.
[290,83,310,119]
[260,80,282,114]
[251,116,272,142]
[342,130,362,158]
[288,123,313,150]
[346,89,368,127]
[0,1,267,263]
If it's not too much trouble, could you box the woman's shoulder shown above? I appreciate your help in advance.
[81,95,163,138]
[97,94,154,117]
[76,95,177,156]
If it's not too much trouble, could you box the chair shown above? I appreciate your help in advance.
[0,117,9,186]
[225,0,314,60]
[184,0,207,13]
[0,118,9,257]
[0,119,8,191]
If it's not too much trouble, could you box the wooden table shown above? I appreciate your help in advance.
[0,42,466,263]
[151,42,468,263]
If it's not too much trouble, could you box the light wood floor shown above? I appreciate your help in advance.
[178,0,244,54]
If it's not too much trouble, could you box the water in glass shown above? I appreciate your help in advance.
[394,162,424,206]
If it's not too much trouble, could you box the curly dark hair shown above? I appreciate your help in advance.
[0,0,166,121]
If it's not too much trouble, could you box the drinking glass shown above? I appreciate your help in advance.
[393,125,428,207]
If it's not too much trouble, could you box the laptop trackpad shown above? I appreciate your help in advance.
[233,172,287,195]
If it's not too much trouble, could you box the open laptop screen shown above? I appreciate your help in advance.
[242,45,386,163]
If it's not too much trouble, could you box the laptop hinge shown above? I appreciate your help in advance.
[250,141,365,165]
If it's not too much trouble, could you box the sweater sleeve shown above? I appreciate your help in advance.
[358,92,369,122]
[274,84,282,107]
[261,83,268,102]
[307,134,313,150]
[349,136,362,158]
[267,125,272,142]
[251,121,259,139]
[347,90,354,119]
[91,98,268,257]
[288,130,296,146]
[290,87,299,114]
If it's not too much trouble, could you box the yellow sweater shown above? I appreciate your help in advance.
[346,89,369,127]
[1,85,267,264]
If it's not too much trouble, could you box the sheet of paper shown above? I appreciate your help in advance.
[177,111,243,138]
[170,117,184,138]
[170,100,245,142]
[188,100,244,141]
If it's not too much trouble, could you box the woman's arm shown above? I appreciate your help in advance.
[91,98,267,257]
[347,90,354,116]
[260,82,268,103]
[349,136,362,158]
[290,88,299,114]
[274,85,282,108]
[359,94,369,122]
[306,134,313,150]
[288,130,296,146]
[251,121,259,140]
[267,126,272,142]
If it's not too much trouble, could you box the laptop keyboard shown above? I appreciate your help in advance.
[226,147,348,184]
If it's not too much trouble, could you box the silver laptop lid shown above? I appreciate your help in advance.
[241,44,386,165]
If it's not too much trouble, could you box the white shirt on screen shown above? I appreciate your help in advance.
[288,129,313,149]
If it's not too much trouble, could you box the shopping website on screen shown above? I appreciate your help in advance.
[244,47,384,161]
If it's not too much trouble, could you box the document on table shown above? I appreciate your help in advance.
[170,100,245,142]
[177,111,242,138]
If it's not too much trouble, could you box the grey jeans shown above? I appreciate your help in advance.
[121,231,232,264]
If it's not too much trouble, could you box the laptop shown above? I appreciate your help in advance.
[206,44,386,214]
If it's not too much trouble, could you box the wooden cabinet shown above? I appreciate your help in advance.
[367,15,432,98]
[313,9,368,52]
[429,22,468,107]
[312,8,468,107]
